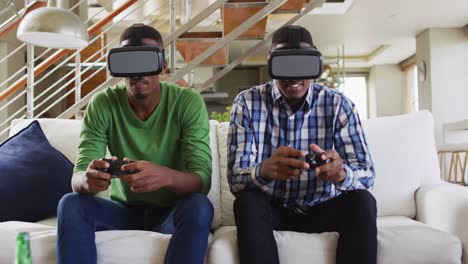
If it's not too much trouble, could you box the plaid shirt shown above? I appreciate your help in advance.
[227,81,375,213]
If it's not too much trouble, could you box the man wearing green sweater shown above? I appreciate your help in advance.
[56,24,213,264]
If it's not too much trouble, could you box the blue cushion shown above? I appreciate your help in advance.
[0,121,73,222]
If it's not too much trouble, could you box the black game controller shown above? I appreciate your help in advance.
[305,152,331,169]
[100,158,138,178]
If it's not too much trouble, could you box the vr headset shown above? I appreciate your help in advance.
[268,26,323,80]
[107,45,165,77]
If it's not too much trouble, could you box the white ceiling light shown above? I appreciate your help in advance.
[17,6,89,49]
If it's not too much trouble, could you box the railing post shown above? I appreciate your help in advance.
[184,0,190,24]
[74,51,82,119]
[170,0,176,73]
[26,43,34,118]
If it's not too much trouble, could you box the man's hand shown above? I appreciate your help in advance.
[120,160,172,193]
[309,144,347,184]
[74,159,112,194]
[260,146,309,180]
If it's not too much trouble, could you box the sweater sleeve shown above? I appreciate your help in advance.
[178,89,212,195]
[73,91,110,176]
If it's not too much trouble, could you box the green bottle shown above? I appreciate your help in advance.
[15,232,32,264]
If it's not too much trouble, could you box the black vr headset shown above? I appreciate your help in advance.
[268,26,323,80]
[107,39,165,77]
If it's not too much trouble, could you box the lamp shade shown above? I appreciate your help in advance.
[17,7,89,49]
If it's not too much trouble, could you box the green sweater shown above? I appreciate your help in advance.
[73,82,212,206]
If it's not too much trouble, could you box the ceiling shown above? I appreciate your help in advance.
[228,0,468,68]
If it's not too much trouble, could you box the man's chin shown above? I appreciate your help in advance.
[133,93,148,100]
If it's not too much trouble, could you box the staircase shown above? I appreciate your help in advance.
[0,0,326,141]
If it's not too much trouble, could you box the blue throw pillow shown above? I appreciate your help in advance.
[0,120,73,222]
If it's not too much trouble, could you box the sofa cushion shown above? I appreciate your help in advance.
[376,216,461,264]
[0,222,57,264]
[363,110,441,218]
[35,217,57,227]
[217,122,235,226]
[208,120,221,228]
[0,222,171,264]
[0,221,215,264]
[208,226,338,264]
[95,230,171,263]
[0,121,73,222]
[207,216,461,264]
[10,118,83,164]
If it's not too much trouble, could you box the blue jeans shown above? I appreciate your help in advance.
[56,192,213,264]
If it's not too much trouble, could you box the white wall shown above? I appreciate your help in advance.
[215,67,260,103]
[416,27,468,146]
[367,64,406,118]
[367,67,377,118]
[192,68,214,87]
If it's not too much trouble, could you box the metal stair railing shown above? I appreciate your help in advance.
[1,0,325,142]
[199,0,326,91]
[61,0,327,120]
[0,0,47,39]
[57,0,230,120]
[0,0,174,139]
[1,0,228,140]
[0,0,139,103]
[33,0,175,118]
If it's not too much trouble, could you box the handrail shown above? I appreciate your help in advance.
[0,0,138,103]
[0,1,46,40]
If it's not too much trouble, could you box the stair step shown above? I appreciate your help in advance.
[226,0,266,3]
[179,31,223,39]
[225,0,304,13]
[223,2,268,39]
[176,32,228,66]
[273,0,306,14]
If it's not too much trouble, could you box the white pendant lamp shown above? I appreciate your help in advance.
[17,5,89,49]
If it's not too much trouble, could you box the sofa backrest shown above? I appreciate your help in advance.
[216,110,442,226]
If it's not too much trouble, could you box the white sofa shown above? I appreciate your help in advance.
[1,110,468,264]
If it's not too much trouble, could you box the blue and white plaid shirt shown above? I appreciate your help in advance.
[227,81,375,213]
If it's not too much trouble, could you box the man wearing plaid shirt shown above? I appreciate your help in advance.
[228,26,377,264]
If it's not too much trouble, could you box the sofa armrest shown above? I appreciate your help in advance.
[416,183,468,263]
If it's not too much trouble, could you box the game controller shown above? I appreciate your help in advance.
[100,158,138,178]
[305,152,331,169]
